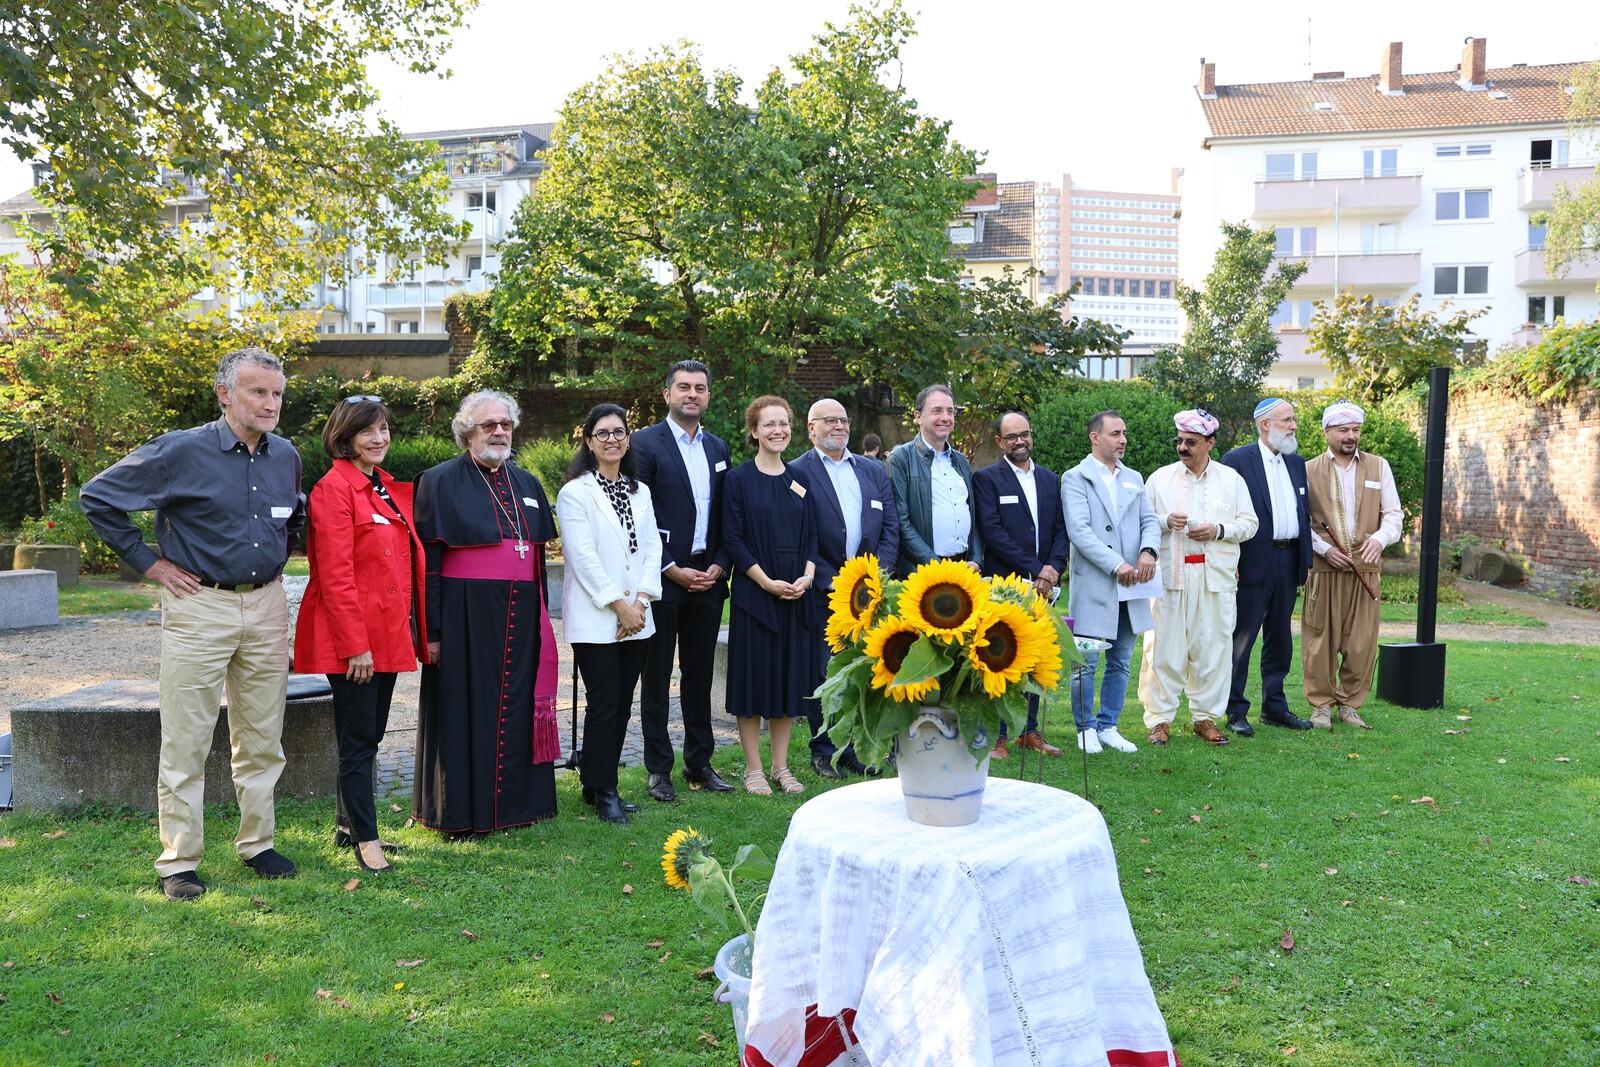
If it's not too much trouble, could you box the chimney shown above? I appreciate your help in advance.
[1378,42,1404,95]
[1198,59,1217,100]
[1460,37,1487,90]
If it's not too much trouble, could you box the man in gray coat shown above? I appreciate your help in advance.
[889,383,984,577]
[1061,410,1161,754]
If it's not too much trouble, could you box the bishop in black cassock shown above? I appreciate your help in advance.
[412,451,559,833]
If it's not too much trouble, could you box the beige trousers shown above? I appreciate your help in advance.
[155,581,289,877]
[1301,569,1380,711]
[1139,563,1236,727]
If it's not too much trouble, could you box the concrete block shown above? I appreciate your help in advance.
[9,678,337,811]
[709,626,730,716]
[0,542,15,570]
[545,560,564,619]
[0,569,59,630]
[13,544,79,589]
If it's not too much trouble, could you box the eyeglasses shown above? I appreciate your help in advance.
[475,419,516,433]
[999,431,1033,443]
[813,415,850,426]
[590,428,629,441]
[344,395,382,404]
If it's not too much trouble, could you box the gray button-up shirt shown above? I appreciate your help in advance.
[80,418,305,585]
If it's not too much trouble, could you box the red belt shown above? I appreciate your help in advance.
[1183,554,1206,564]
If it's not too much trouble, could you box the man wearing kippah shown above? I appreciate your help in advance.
[1137,409,1260,746]
[1302,402,1403,729]
[1219,397,1315,735]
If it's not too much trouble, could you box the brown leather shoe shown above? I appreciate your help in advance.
[991,737,1010,760]
[1310,705,1333,729]
[1336,705,1371,729]
[1191,720,1231,745]
[1013,731,1062,757]
[1147,722,1170,746]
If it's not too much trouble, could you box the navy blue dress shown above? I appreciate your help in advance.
[723,460,821,719]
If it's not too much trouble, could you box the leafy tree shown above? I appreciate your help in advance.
[1539,60,1600,290]
[1145,221,1307,444]
[488,1,981,435]
[1306,291,1486,404]
[0,0,471,304]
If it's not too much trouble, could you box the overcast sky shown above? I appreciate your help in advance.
[4,0,1596,200]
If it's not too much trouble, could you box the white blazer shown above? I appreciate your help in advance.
[556,473,664,645]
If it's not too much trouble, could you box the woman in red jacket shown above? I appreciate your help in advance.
[293,396,427,874]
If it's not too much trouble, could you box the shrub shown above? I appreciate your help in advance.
[1280,388,1425,532]
[17,490,154,574]
[381,436,461,482]
[1032,378,1181,479]
[1381,571,1463,606]
[1567,570,1600,612]
[516,436,579,492]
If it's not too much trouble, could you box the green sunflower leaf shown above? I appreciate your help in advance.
[893,635,951,688]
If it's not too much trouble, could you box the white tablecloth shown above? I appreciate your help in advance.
[743,777,1177,1067]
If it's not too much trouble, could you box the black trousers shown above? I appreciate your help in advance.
[640,584,723,775]
[574,640,648,792]
[1228,548,1300,722]
[327,671,398,841]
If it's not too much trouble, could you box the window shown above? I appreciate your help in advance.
[1271,299,1316,328]
[947,223,976,244]
[1435,189,1490,221]
[466,190,498,211]
[467,255,484,276]
[1529,138,1570,169]
[1360,222,1398,253]
[1297,377,1317,389]
[1274,226,1317,255]
[1528,222,1548,248]
[1265,151,1316,181]
[1144,280,1157,298]
[1159,281,1172,299]
[1363,147,1398,177]
[1097,277,1110,295]
[1436,143,1492,159]
[1114,279,1126,297]
[1434,265,1489,296]
[1527,295,1566,323]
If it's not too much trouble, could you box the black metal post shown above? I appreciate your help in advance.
[1416,366,1449,644]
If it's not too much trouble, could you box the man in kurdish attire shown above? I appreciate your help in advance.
[1138,409,1259,746]
[1302,401,1403,729]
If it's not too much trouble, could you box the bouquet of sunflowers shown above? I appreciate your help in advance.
[812,555,1083,768]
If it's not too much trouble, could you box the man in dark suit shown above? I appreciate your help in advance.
[1221,397,1315,735]
[888,383,983,577]
[972,410,1068,758]
[630,360,736,800]
[795,397,900,778]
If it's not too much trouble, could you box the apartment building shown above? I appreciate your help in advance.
[950,175,1038,300]
[1179,38,1599,389]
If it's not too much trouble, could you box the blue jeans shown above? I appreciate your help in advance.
[1071,604,1136,731]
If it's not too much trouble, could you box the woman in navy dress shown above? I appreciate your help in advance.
[722,395,819,796]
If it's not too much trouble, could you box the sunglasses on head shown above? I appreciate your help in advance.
[344,395,382,404]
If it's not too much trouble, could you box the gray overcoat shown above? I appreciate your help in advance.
[1061,455,1162,639]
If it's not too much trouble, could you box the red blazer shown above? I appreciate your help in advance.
[293,459,428,674]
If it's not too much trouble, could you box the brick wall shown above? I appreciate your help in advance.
[1442,382,1600,593]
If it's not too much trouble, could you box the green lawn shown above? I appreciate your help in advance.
[1,640,1595,1065]
[57,583,158,616]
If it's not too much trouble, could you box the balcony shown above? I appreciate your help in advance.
[462,207,502,242]
[1517,161,1597,210]
[1277,250,1420,289]
[366,274,491,308]
[1253,172,1421,219]
[1513,245,1600,286]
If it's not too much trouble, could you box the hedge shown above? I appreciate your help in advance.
[1031,379,1182,479]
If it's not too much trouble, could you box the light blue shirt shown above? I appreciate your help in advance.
[815,448,863,559]
[669,416,712,553]
[927,441,970,557]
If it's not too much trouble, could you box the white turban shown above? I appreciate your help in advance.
[1321,401,1365,429]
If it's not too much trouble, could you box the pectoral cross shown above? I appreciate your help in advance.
[513,541,529,560]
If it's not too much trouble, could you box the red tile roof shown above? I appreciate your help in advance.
[1199,61,1589,141]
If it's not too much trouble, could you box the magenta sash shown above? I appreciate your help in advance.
[440,540,561,765]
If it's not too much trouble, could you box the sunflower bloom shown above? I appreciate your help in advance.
[1030,616,1065,691]
[661,827,711,891]
[986,573,1034,605]
[968,601,1051,697]
[827,555,884,642]
[900,559,987,640]
[864,617,940,703]
[824,609,856,653]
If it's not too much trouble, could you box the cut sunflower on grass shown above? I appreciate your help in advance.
[659,828,772,950]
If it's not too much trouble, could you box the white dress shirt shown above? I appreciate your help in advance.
[1257,441,1300,541]
[668,415,712,554]
[927,441,971,557]
[1309,451,1404,555]
[816,448,863,560]
[1005,456,1040,554]
[1095,459,1120,513]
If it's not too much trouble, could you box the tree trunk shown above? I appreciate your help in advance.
[33,440,48,515]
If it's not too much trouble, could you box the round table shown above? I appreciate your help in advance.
[743,777,1177,1067]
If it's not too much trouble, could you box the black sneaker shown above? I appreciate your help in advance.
[242,848,298,879]
[158,870,207,901]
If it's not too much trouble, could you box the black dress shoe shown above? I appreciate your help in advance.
[242,848,297,879]
[1225,717,1255,737]
[334,829,405,853]
[158,870,207,901]
[838,752,877,777]
[811,754,845,779]
[592,789,630,825]
[684,766,734,792]
[582,785,639,813]
[1261,710,1314,730]
[647,773,676,803]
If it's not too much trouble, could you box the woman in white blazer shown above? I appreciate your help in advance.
[556,403,663,825]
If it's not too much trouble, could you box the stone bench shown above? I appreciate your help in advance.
[0,569,59,630]
[9,678,337,811]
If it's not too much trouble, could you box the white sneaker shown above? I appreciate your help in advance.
[1076,729,1103,754]
[1097,727,1138,753]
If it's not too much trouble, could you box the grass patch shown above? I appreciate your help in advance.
[284,556,309,577]
[56,583,159,616]
[1286,573,1545,629]
[1,640,1595,1064]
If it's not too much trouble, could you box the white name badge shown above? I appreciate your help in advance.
[1299,486,1306,495]
[790,480,807,498]
[270,506,293,518]
[372,514,391,525]
[714,460,728,472]
[523,497,540,508]
[999,494,1020,505]
[1364,480,1382,490]
[870,499,883,510]
[1122,481,1138,491]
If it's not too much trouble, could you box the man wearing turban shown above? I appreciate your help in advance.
[1137,409,1260,746]
[1302,402,1404,728]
